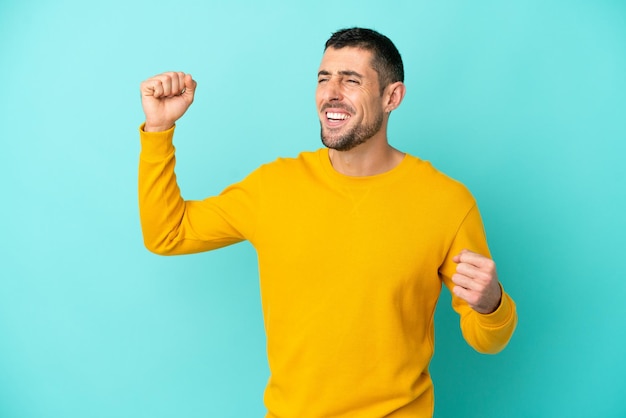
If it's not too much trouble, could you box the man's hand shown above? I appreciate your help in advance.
[451,249,502,314]
[140,72,197,132]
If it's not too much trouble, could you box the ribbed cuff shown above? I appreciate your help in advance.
[138,123,176,158]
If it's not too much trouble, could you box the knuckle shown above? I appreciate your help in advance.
[484,259,496,272]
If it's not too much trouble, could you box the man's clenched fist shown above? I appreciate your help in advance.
[140,72,197,132]
[451,249,502,314]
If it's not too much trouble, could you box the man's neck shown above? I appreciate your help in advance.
[328,138,405,177]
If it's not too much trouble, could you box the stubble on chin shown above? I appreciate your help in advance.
[321,128,366,151]
[319,113,383,152]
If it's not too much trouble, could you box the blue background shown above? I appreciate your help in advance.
[1,1,625,417]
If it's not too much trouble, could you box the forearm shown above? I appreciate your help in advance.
[138,124,189,254]
[456,288,518,354]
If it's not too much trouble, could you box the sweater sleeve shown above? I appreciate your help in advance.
[439,203,518,354]
[138,124,259,255]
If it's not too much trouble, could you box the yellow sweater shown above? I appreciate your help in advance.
[139,126,517,417]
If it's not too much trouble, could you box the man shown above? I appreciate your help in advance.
[138,28,517,417]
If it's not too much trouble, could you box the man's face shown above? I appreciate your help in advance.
[316,47,385,151]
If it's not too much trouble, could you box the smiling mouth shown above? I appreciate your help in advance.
[326,112,351,121]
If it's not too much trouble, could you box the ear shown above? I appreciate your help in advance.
[383,81,406,113]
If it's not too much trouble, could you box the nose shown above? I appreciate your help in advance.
[322,77,343,102]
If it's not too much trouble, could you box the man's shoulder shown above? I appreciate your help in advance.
[403,154,475,202]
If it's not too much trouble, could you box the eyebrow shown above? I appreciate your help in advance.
[318,70,364,78]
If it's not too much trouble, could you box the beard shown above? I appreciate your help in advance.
[320,112,384,152]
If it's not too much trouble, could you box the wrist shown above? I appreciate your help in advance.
[143,121,174,132]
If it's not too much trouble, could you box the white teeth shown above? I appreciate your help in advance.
[326,112,350,120]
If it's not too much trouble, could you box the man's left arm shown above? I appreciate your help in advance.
[440,204,518,354]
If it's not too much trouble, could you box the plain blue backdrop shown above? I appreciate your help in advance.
[1,1,625,417]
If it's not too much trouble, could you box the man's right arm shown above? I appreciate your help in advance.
[138,72,254,255]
